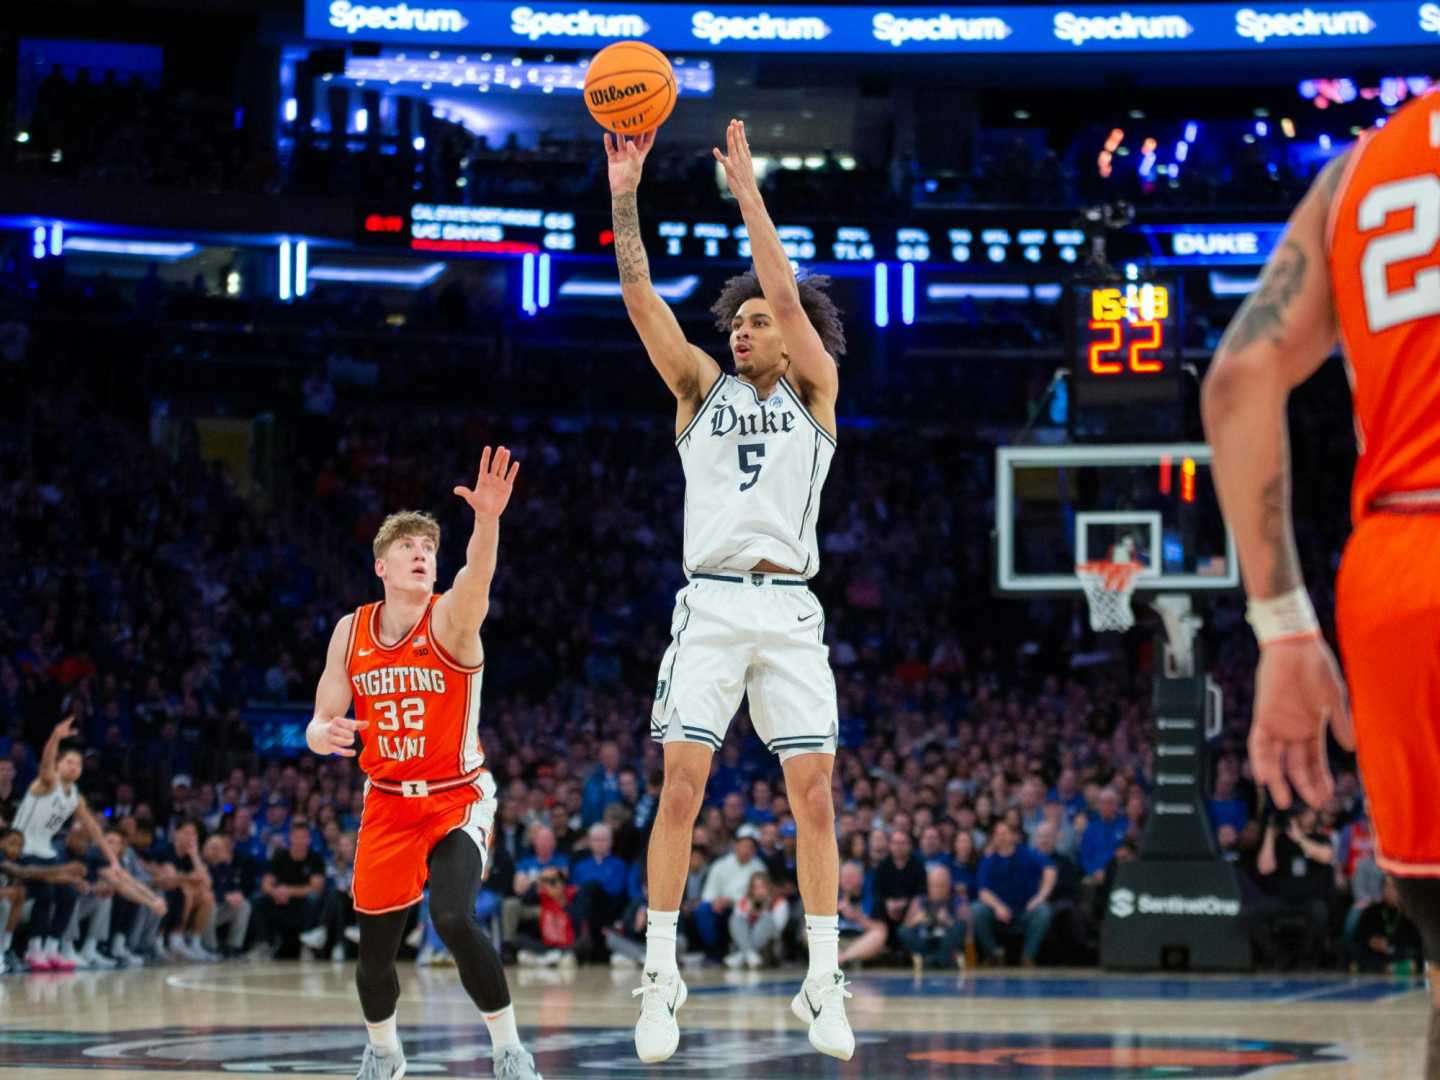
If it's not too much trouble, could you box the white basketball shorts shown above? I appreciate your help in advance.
[650,569,838,761]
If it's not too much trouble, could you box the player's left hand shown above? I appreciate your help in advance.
[453,446,520,519]
[713,119,761,203]
[1248,636,1353,811]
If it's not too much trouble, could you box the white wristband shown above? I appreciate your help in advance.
[1246,587,1320,646]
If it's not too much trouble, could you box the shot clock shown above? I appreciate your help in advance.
[1068,279,1185,440]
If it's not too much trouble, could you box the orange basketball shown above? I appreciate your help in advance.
[583,40,677,136]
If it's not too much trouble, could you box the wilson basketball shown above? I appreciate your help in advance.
[583,41,677,135]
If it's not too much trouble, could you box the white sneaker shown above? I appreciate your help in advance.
[59,943,87,970]
[110,937,138,967]
[404,924,424,949]
[517,950,541,967]
[46,946,76,972]
[416,945,437,967]
[79,945,116,969]
[632,969,686,1063]
[299,926,328,950]
[723,951,744,970]
[791,971,855,1061]
[744,950,763,970]
[344,925,362,945]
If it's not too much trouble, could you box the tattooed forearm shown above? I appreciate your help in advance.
[1217,240,1308,355]
[611,191,650,286]
[1259,468,1303,596]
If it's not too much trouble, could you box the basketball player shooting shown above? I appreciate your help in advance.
[1204,92,1440,1075]
[607,120,854,1064]
[306,447,542,1080]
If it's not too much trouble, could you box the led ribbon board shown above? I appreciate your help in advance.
[310,0,1440,54]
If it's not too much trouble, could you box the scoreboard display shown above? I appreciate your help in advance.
[1069,280,1183,408]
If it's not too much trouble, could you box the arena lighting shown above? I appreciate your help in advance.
[1208,271,1260,297]
[873,263,889,328]
[307,262,448,286]
[61,238,198,259]
[521,251,536,316]
[279,239,292,301]
[538,252,551,308]
[284,98,298,122]
[556,275,700,300]
[925,283,1062,304]
[49,222,63,257]
[900,262,915,326]
[295,240,309,298]
[354,108,369,134]
[1184,121,1198,143]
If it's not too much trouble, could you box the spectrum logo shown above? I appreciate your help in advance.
[691,10,833,44]
[1235,6,1376,42]
[1053,10,1195,45]
[872,12,1014,45]
[328,0,469,34]
[510,6,651,39]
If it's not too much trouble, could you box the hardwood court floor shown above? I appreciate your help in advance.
[0,959,1427,1077]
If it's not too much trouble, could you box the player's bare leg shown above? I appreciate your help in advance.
[634,741,711,1063]
[782,751,853,1060]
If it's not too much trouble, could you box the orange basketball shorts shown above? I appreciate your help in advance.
[1336,513,1440,877]
[352,771,498,914]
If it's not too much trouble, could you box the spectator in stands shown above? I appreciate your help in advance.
[694,824,766,959]
[1040,801,1078,858]
[1350,876,1422,974]
[61,823,115,969]
[1208,762,1250,836]
[0,759,17,827]
[504,824,566,951]
[581,741,623,828]
[254,820,325,957]
[1078,788,1129,883]
[1030,819,1087,963]
[837,859,888,967]
[726,870,789,969]
[202,833,252,958]
[1017,778,1046,839]
[1342,853,1385,966]
[518,867,580,968]
[874,828,928,951]
[1048,769,1086,819]
[1254,808,1334,967]
[900,865,967,972]
[168,820,217,961]
[100,827,168,965]
[570,822,628,958]
[974,821,1056,966]
[950,830,979,903]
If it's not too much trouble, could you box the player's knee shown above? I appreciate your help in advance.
[793,777,834,827]
[659,772,704,820]
[429,898,473,943]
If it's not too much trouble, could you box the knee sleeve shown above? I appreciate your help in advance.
[355,910,409,1023]
[429,831,510,1013]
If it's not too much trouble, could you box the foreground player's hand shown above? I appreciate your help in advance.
[312,715,368,757]
[53,714,78,740]
[713,119,761,204]
[605,130,655,194]
[1248,636,1353,811]
[454,446,519,519]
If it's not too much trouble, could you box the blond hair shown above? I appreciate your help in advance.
[372,510,441,560]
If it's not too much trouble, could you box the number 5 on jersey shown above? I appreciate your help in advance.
[738,443,766,491]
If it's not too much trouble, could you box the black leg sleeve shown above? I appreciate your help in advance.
[427,830,512,1014]
[355,907,410,1023]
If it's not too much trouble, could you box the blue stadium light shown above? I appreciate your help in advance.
[308,263,447,287]
[279,239,292,302]
[900,262,915,326]
[1184,121,1199,143]
[1319,134,1332,150]
[49,222,63,257]
[62,238,197,259]
[1209,271,1260,297]
[354,108,368,134]
[1175,140,1189,163]
[927,283,1030,302]
[413,135,426,151]
[538,253,551,309]
[873,263,889,328]
[295,240,309,298]
[32,226,45,261]
[521,252,536,316]
[1254,120,1268,137]
[284,98,298,123]
[557,276,699,301]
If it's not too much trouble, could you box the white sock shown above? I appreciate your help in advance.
[44,937,59,955]
[805,914,840,979]
[644,908,680,974]
[365,1014,400,1051]
[0,929,11,952]
[483,1003,521,1051]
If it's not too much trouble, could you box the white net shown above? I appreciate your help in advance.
[1076,560,1144,632]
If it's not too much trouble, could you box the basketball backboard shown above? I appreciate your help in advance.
[994,443,1239,594]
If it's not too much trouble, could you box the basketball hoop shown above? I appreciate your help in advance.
[1076,559,1145,632]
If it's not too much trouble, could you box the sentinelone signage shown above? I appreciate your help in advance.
[308,0,1440,52]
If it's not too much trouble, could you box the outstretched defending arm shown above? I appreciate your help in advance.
[431,445,519,658]
[1201,152,1355,810]
[606,132,720,406]
[305,615,365,758]
[32,716,76,796]
[713,119,838,405]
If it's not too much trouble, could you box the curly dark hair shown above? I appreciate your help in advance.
[709,269,846,359]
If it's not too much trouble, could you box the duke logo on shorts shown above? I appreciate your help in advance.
[651,373,839,761]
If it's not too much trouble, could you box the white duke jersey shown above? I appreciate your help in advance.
[13,781,81,858]
[677,373,836,577]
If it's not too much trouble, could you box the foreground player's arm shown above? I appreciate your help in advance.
[432,445,519,654]
[1201,154,1355,810]
[32,715,77,796]
[305,615,365,758]
[714,119,838,404]
[606,132,720,404]
[75,799,119,870]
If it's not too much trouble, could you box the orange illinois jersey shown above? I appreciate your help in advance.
[345,595,485,783]
[1329,90,1440,523]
